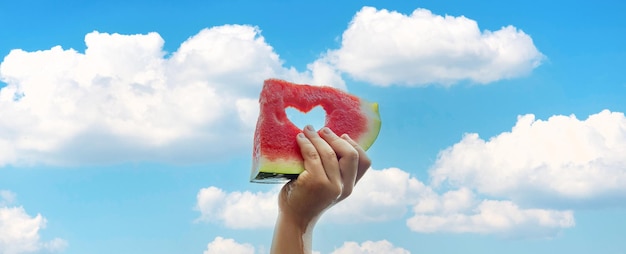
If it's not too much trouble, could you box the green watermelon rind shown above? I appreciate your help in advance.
[356,100,382,151]
[252,158,305,183]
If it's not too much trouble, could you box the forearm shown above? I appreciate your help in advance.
[270,212,315,254]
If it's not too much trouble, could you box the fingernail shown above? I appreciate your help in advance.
[297,133,305,139]
[305,125,315,131]
[342,133,352,140]
[322,127,331,134]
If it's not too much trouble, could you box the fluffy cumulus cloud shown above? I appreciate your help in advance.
[0,25,343,166]
[0,190,68,254]
[326,168,426,222]
[324,6,544,86]
[195,168,573,238]
[332,168,573,238]
[195,186,279,229]
[405,109,626,237]
[331,240,410,254]
[194,168,426,229]
[203,237,255,254]
[430,110,626,207]
[407,188,575,238]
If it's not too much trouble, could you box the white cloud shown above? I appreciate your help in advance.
[408,110,626,237]
[194,165,575,237]
[0,192,68,254]
[195,168,424,229]
[235,98,261,130]
[407,189,575,238]
[0,25,341,166]
[307,59,347,90]
[195,186,279,229]
[325,6,544,86]
[326,168,428,222]
[204,237,255,254]
[331,240,410,254]
[430,110,626,207]
[194,167,572,238]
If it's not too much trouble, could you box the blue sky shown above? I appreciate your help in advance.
[1,0,625,253]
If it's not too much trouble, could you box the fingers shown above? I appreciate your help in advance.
[295,125,372,204]
[341,134,372,184]
[296,132,326,182]
[319,127,359,201]
[302,125,342,189]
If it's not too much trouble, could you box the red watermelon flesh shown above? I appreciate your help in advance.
[251,79,381,183]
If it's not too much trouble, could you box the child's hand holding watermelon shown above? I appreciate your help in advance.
[270,125,371,254]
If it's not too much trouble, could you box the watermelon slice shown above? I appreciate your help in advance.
[251,79,381,183]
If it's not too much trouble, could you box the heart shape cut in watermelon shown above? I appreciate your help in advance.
[251,79,381,183]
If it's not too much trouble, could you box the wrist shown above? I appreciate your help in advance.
[271,212,317,254]
[279,209,317,232]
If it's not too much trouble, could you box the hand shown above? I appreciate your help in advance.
[280,125,371,224]
[271,125,371,254]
